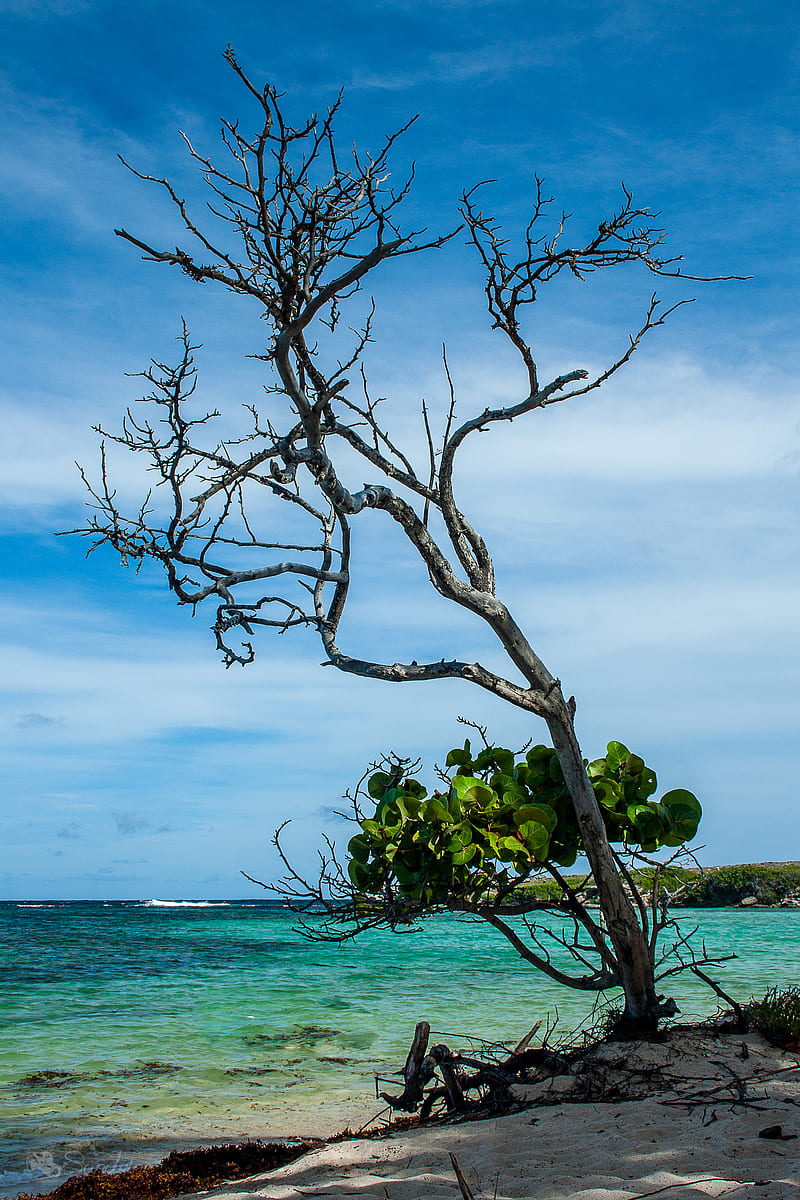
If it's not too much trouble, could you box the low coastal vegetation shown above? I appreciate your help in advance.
[748,987,800,1048]
[518,862,800,908]
[678,862,800,907]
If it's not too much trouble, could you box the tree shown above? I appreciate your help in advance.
[73,49,734,1031]
[265,733,721,1032]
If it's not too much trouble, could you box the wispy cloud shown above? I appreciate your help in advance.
[0,77,122,235]
[112,812,152,835]
[112,812,173,836]
[15,712,58,729]
[349,41,558,91]
[56,822,82,840]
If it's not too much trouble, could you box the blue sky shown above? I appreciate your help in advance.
[0,0,797,899]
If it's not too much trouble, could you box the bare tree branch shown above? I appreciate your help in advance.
[71,51,741,1031]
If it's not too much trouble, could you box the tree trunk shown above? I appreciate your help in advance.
[546,697,661,1032]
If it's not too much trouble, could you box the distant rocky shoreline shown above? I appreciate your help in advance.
[670,861,800,909]
[521,861,800,909]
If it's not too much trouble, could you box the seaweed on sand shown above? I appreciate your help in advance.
[10,1139,319,1200]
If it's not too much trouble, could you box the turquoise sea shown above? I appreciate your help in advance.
[1,899,797,1196]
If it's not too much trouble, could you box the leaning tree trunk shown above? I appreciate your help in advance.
[477,603,663,1030]
[546,694,660,1031]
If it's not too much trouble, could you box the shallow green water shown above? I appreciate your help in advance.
[0,900,797,1194]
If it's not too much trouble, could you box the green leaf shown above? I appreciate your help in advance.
[483,830,500,855]
[526,745,553,763]
[347,858,373,889]
[517,820,550,852]
[376,799,401,828]
[626,753,646,777]
[524,764,552,788]
[548,754,565,783]
[450,775,497,806]
[661,830,690,848]
[497,836,524,863]
[451,843,478,865]
[592,777,622,809]
[504,780,530,802]
[375,790,402,824]
[403,779,427,799]
[659,789,702,840]
[604,741,631,773]
[636,766,658,800]
[625,803,663,842]
[513,803,557,834]
[393,862,421,889]
[445,739,472,768]
[447,792,462,821]
[660,788,702,818]
[446,825,474,851]
[474,747,514,776]
[493,748,516,775]
[367,772,392,799]
[347,835,371,864]
[422,796,453,823]
[395,795,421,820]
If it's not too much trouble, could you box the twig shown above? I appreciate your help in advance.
[513,1020,542,1055]
[689,965,745,1022]
[449,1153,477,1200]
[623,1179,743,1199]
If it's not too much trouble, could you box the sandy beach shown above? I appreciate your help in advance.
[175,1030,799,1200]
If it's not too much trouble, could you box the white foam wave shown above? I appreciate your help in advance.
[141,899,230,908]
[0,1167,47,1186]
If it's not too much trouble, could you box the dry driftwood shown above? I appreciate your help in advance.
[380,1020,570,1118]
[379,1014,800,1124]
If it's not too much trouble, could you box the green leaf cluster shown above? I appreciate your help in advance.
[347,741,701,902]
[586,741,702,852]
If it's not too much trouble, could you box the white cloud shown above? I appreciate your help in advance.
[455,352,795,478]
[0,399,95,513]
[349,40,557,91]
[5,339,793,772]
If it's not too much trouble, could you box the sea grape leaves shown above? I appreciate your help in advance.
[347,740,702,901]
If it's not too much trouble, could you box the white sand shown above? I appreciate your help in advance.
[179,1031,800,1200]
